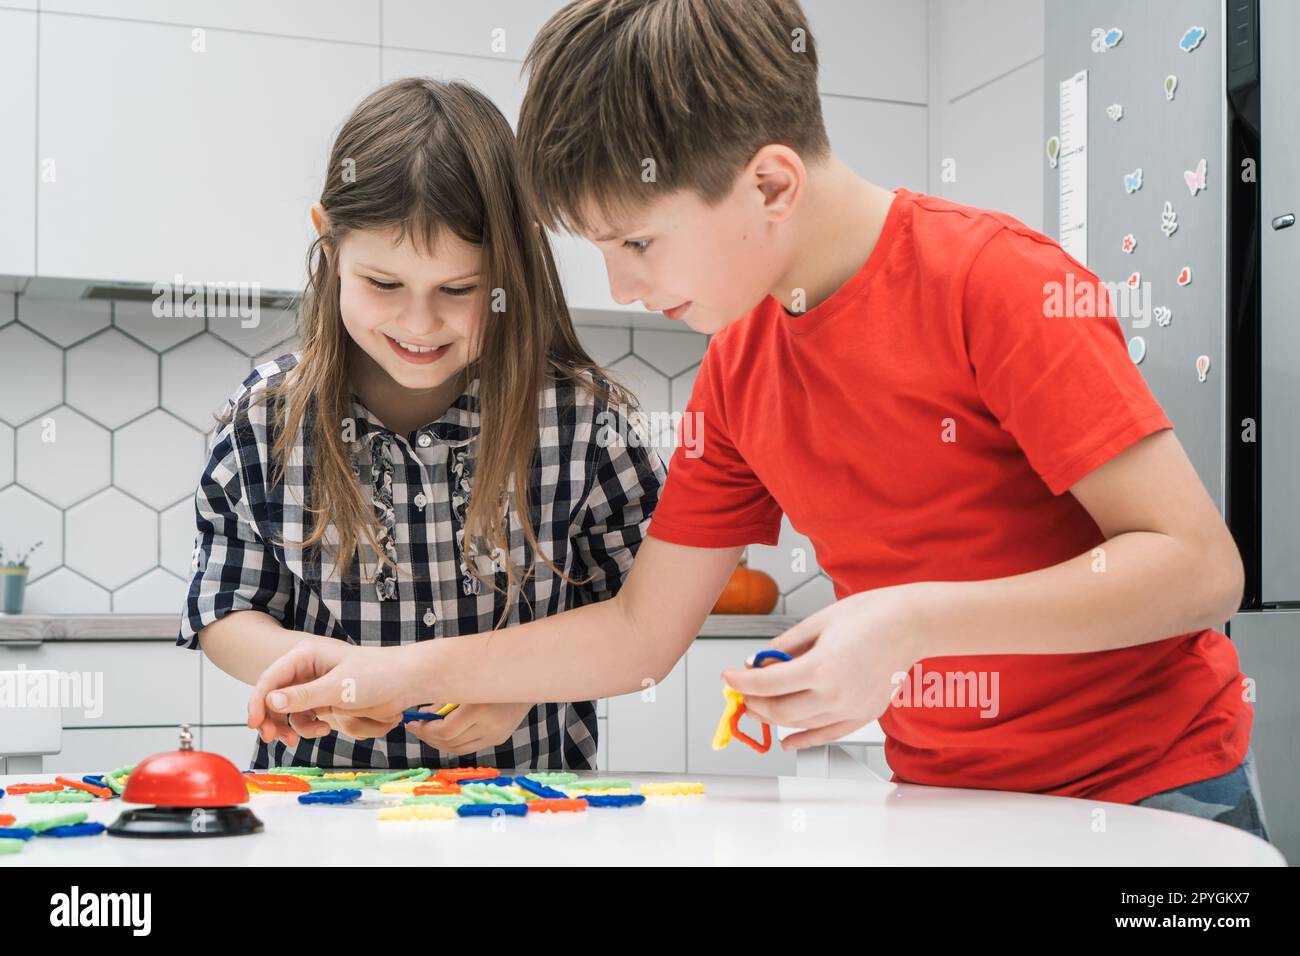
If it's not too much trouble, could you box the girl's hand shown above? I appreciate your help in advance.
[721,585,927,750]
[403,702,535,757]
[248,639,423,748]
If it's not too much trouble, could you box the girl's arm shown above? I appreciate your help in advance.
[199,610,340,686]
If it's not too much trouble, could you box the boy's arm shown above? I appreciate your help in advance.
[418,537,744,702]
[249,537,744,728]
[912,427,1244,657]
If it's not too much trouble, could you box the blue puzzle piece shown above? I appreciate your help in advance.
[457,803,528,818]
[298,789,363,805]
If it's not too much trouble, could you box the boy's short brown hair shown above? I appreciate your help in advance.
[518,0,829,235]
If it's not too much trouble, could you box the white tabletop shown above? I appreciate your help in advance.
[1,770,1285,866]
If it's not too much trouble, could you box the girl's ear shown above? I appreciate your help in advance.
[310,202,332,239]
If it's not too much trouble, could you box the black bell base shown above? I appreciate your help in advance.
[107,805,264,839]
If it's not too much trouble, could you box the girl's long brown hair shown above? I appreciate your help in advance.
[221,78,633,622]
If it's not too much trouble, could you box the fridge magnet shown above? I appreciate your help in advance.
[1185,158,1207,195]
[1196,354,1211,382]
[1124,167,1144,193]
[1177,265,1192,286]
[1122,233,1138,254]
[1180,26,1206,53]
[1091,27,1123,53]
[1046,135,1060,169]
[1128,336,1147,365]
[1106,103,1124,121]
[1154,306,1172,327]
[1161,201,1179,237]
[1126,271,1141,289]
[1164,74,1178,101]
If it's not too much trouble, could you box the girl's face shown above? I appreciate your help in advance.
[332,220,486,392]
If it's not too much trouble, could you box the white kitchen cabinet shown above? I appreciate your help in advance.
[200,649,252,726]
[200,723,259,769]
[37,13,380,291]
[0,639,199,728]
[685,639,797,776]
[0,7,36,277]
[604,658,687,773]
[37,724,185,774]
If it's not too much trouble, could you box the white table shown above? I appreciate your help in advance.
[0,770,1285,866]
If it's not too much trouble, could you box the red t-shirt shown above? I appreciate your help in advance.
[648,187,1251,804]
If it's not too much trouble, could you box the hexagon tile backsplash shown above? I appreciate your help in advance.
[0,292,834,617]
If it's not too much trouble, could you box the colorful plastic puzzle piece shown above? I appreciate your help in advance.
[0,827,37,840]
[27,790,94,804]
[268,766,326,776]
[403,794,472,807]
[402,703,460,721]
[412,781,462,796]
[38,822,107,838]
[0,838,24,855]
[56,775,112,799]
[515,777,566,800]
[244,773,311,793]
[460,783,526,805]
[298,789,362,805]
[23,812,89,833]
[0,814,16,827]
[585,794,647,808]
[6,782,63,794]
[457,803,527,818]
[638,782,706,796]
[527,798,587,813]
[712,649,792,753]
[524,772,577,786]
[379,804,457,821]
[436,767,499,784]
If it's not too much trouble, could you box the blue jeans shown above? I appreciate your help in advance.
[1134,745,1271,842]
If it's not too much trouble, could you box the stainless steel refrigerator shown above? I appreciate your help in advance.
[1043,0,1297,861]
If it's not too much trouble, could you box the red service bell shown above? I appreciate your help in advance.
[107,724,264,839]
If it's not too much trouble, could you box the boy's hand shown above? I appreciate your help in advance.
[721,585,926,750]
[247,639,423,748]
[403,703,535,756]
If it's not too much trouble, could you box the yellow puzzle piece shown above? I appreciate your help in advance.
[712,684,745,750]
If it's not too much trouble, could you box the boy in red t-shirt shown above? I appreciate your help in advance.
[249,0,1266,837]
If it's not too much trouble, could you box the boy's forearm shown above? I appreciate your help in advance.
[411,590,692,705]
[911,531,1242,659]
[199,610,335,685]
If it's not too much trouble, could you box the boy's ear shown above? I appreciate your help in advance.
[750,144,804,223]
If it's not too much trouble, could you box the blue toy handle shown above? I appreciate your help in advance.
[751,649,793,668]
[402,708,446,721]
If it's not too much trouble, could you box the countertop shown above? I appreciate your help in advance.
[0,614,800,642]
[0,769,1285,866]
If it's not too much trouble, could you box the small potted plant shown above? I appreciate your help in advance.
[0,541,43,614]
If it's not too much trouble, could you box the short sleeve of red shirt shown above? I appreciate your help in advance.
[962,227,1172,495]
[645,344,783,548]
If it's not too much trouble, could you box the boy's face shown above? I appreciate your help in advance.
[324,214,486,392]
[582,177,788,335]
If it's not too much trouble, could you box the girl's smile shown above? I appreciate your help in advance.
[383,331,454,365]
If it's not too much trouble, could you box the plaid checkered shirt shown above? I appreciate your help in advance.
[177,352,665,771]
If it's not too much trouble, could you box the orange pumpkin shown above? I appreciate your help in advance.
[711,558,779,614]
